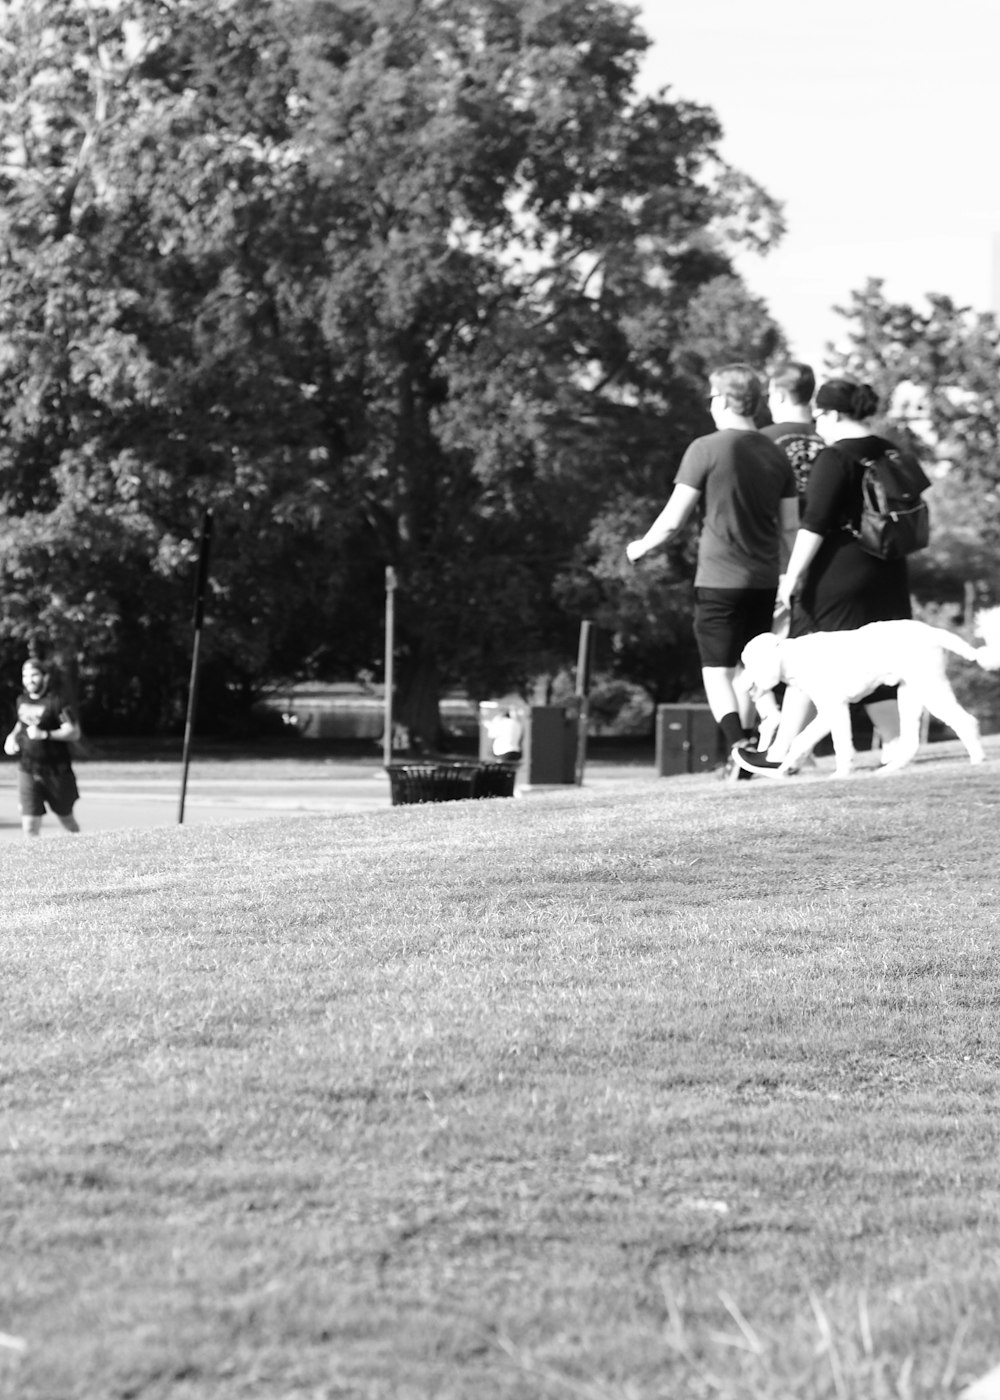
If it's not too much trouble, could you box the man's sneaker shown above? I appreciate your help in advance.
[732,744,786,778]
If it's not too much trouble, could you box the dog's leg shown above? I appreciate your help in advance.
[778,705,851,784]
[826,703,857,778]
[876,684,921,773]
[753,688,781,752]
[765,684,815,762]
[920,683,986,764]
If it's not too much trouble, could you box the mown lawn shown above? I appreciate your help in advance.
[2,759,999,1399]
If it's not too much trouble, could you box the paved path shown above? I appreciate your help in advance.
[0,758,660,839]
[0,738,993,839]
[0,765,399,838]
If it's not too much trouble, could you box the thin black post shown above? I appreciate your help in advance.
[574,619,593,786]
[178,509,214,824]
[383,566,397,769]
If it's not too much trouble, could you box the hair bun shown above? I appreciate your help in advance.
[815,378,878,420]
[850,384,879,419]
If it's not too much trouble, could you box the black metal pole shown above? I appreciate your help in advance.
[383,566,397,770]
[574,619,593,786]
[178,509,214,824]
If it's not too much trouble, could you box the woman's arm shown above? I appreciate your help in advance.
[776,444,853,608]
[777,528,824,611]
[779,496,800,571]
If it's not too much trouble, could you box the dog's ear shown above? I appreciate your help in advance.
[740,632,782,692]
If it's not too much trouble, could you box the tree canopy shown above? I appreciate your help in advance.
[0,0,786,737]
[827,279,1000,608]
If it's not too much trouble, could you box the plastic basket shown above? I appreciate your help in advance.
[387,762,479,806]
[387,760,518,805]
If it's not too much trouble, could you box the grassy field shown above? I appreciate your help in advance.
[2,756,999,1399]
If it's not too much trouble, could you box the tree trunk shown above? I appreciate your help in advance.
[397,644,443,753]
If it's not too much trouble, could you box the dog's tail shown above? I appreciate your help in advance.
[974,607,1000,670]
[931,619,1000,671]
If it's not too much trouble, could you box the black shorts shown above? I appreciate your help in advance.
[694,587,777,669]
[19,765,79,818]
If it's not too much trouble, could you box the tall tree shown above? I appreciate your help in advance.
[0,0,358,728]
[827,279,1000,603]
[0,0,785,739]
[282,0,786,739]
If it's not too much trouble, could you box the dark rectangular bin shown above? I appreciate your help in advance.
[522,705,578,785]
[655,704,725,776]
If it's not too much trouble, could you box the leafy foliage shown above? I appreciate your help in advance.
[828,280,1000,607]
[0,0,785,737]
[554,494,704,707]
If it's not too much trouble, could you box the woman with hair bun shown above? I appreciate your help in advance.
[778,378,925,631]
[735,377,930,774]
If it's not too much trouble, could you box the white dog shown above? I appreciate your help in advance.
[737,616,1000,778]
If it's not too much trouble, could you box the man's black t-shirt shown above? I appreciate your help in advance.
[762,420,825,507]
[15,690,76,770]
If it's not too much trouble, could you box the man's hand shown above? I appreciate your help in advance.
[25,724,46,741]
[625,540,646,564]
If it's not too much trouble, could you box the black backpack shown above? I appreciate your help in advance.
[854,448,930,561]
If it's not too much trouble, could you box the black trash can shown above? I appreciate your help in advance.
[472,762,519,799]
[387,762,480,805]
[655,704,725,776]
[521,705,578,785]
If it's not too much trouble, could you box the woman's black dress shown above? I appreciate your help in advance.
[792,434,914,636]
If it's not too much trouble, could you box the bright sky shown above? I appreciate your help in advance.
[633,0,1000,373]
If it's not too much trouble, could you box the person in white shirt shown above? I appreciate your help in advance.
[486,709,523,761]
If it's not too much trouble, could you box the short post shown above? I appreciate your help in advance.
[574,619,593,785]
[382,566,397,769]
